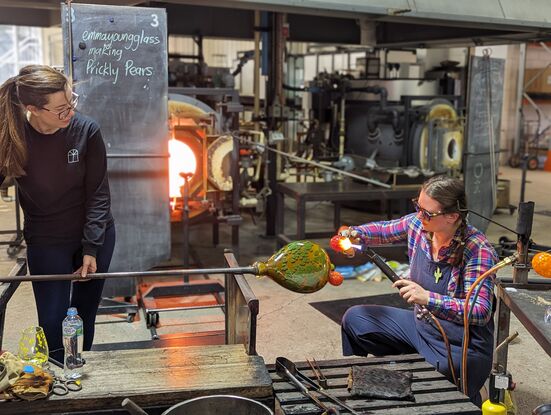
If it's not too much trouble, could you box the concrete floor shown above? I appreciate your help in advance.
[1,166,550,413]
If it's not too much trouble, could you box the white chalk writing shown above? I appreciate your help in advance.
[81,29,160,51]
[81,27,160,85]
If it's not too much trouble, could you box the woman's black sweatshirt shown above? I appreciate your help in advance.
[1,112,114,257]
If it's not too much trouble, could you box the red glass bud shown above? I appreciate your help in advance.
[330,235,344,252]
[329,271,344,286]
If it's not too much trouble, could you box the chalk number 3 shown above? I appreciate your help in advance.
[150,14,159,27]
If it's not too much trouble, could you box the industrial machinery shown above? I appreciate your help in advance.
[167,93,237,222]
[135,91,244,337]
[307,73,464,180]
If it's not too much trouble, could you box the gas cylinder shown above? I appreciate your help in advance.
[481,400,507,415]
[254,240,342,293]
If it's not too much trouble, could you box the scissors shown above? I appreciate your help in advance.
[50,375,82,396]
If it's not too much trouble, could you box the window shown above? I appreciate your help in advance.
[0,25,43,83]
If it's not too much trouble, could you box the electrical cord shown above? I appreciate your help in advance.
[459,208,519,236]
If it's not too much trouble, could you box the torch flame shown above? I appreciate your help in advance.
[339,237,353,251]
[169,138,197,199]
[330,235,354,253]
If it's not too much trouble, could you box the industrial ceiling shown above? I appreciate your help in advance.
[1,0,550,47]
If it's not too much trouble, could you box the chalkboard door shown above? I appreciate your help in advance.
[62,4,170,296]
[464,55,505,232]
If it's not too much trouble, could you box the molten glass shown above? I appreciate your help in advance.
[330,235,352,253]
[254,241,343,293]
[532,251,551,278]
[329,271,344,286]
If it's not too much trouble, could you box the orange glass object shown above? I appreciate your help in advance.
[329,271,344,286]
[330,235,352,253]
[254,241,339,293]
[532,252,551,278]
[330,235,343,252]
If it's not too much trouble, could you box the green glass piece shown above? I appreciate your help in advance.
[254,241,332,293]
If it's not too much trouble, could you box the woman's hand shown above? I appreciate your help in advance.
[73,255,97,281]
[393,279,429,305]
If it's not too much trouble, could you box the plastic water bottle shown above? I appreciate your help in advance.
[62,307,84,379]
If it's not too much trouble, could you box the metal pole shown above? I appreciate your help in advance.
[240,137,391,188]
[0,266,258,283]
[253,10,261,132]
[65,0,74,84]
[513,201,534,284]
[182,174,191,271]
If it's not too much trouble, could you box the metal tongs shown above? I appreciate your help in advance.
[307,357,328,389]
[276,356,363,415]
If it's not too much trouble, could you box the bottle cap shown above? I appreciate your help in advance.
[67,307,78,316]
[23,365,34,374]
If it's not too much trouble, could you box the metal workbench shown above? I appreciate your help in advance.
[276,180,420,247]
[1,344,273,415]
[495,278,551,370]
[269,353,480,414]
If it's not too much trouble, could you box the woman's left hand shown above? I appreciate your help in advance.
[73,255,97,281]
[393,279,429,305]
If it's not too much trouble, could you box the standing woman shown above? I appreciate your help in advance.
[339,175,498,406]
[0,65,115,362]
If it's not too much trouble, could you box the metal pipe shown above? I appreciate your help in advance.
[513,44,526,156]
[338,94,346,159]
[147,304,224,313]
[238,137,391,188]
[253,10,261,132]
[494,331,519,355]
[66,0,74,84]
[513,201,534,284]
[0,266,258,283]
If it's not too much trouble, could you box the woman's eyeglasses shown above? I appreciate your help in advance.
[41,92,79,120]
[412,198,446,221]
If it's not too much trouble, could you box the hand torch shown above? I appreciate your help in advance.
[330,235,401,283]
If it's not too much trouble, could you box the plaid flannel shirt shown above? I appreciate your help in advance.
[354,213,498,325]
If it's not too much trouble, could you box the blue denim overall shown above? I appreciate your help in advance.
[342,245,494,405]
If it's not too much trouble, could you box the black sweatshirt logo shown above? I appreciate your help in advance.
[68,149,79,164]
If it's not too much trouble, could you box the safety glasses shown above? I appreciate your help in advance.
[41,92,79,120]
[412,198,446,221]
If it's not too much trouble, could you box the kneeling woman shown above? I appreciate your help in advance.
[340,175,498,406]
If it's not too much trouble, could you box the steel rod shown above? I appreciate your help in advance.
[238,137,391,188]
[0,266,258,283]
[147,304,225,313]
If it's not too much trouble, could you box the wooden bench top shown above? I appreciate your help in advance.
[269,353,480,415]
[2,344,273,415]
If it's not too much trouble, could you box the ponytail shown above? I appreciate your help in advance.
[0,76,27,178]
[0,65,68,178]
[449,216,468,267]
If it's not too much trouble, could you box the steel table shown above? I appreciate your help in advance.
[275,181,420,247]
[1,344,273,415]
[494,278,551,370]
